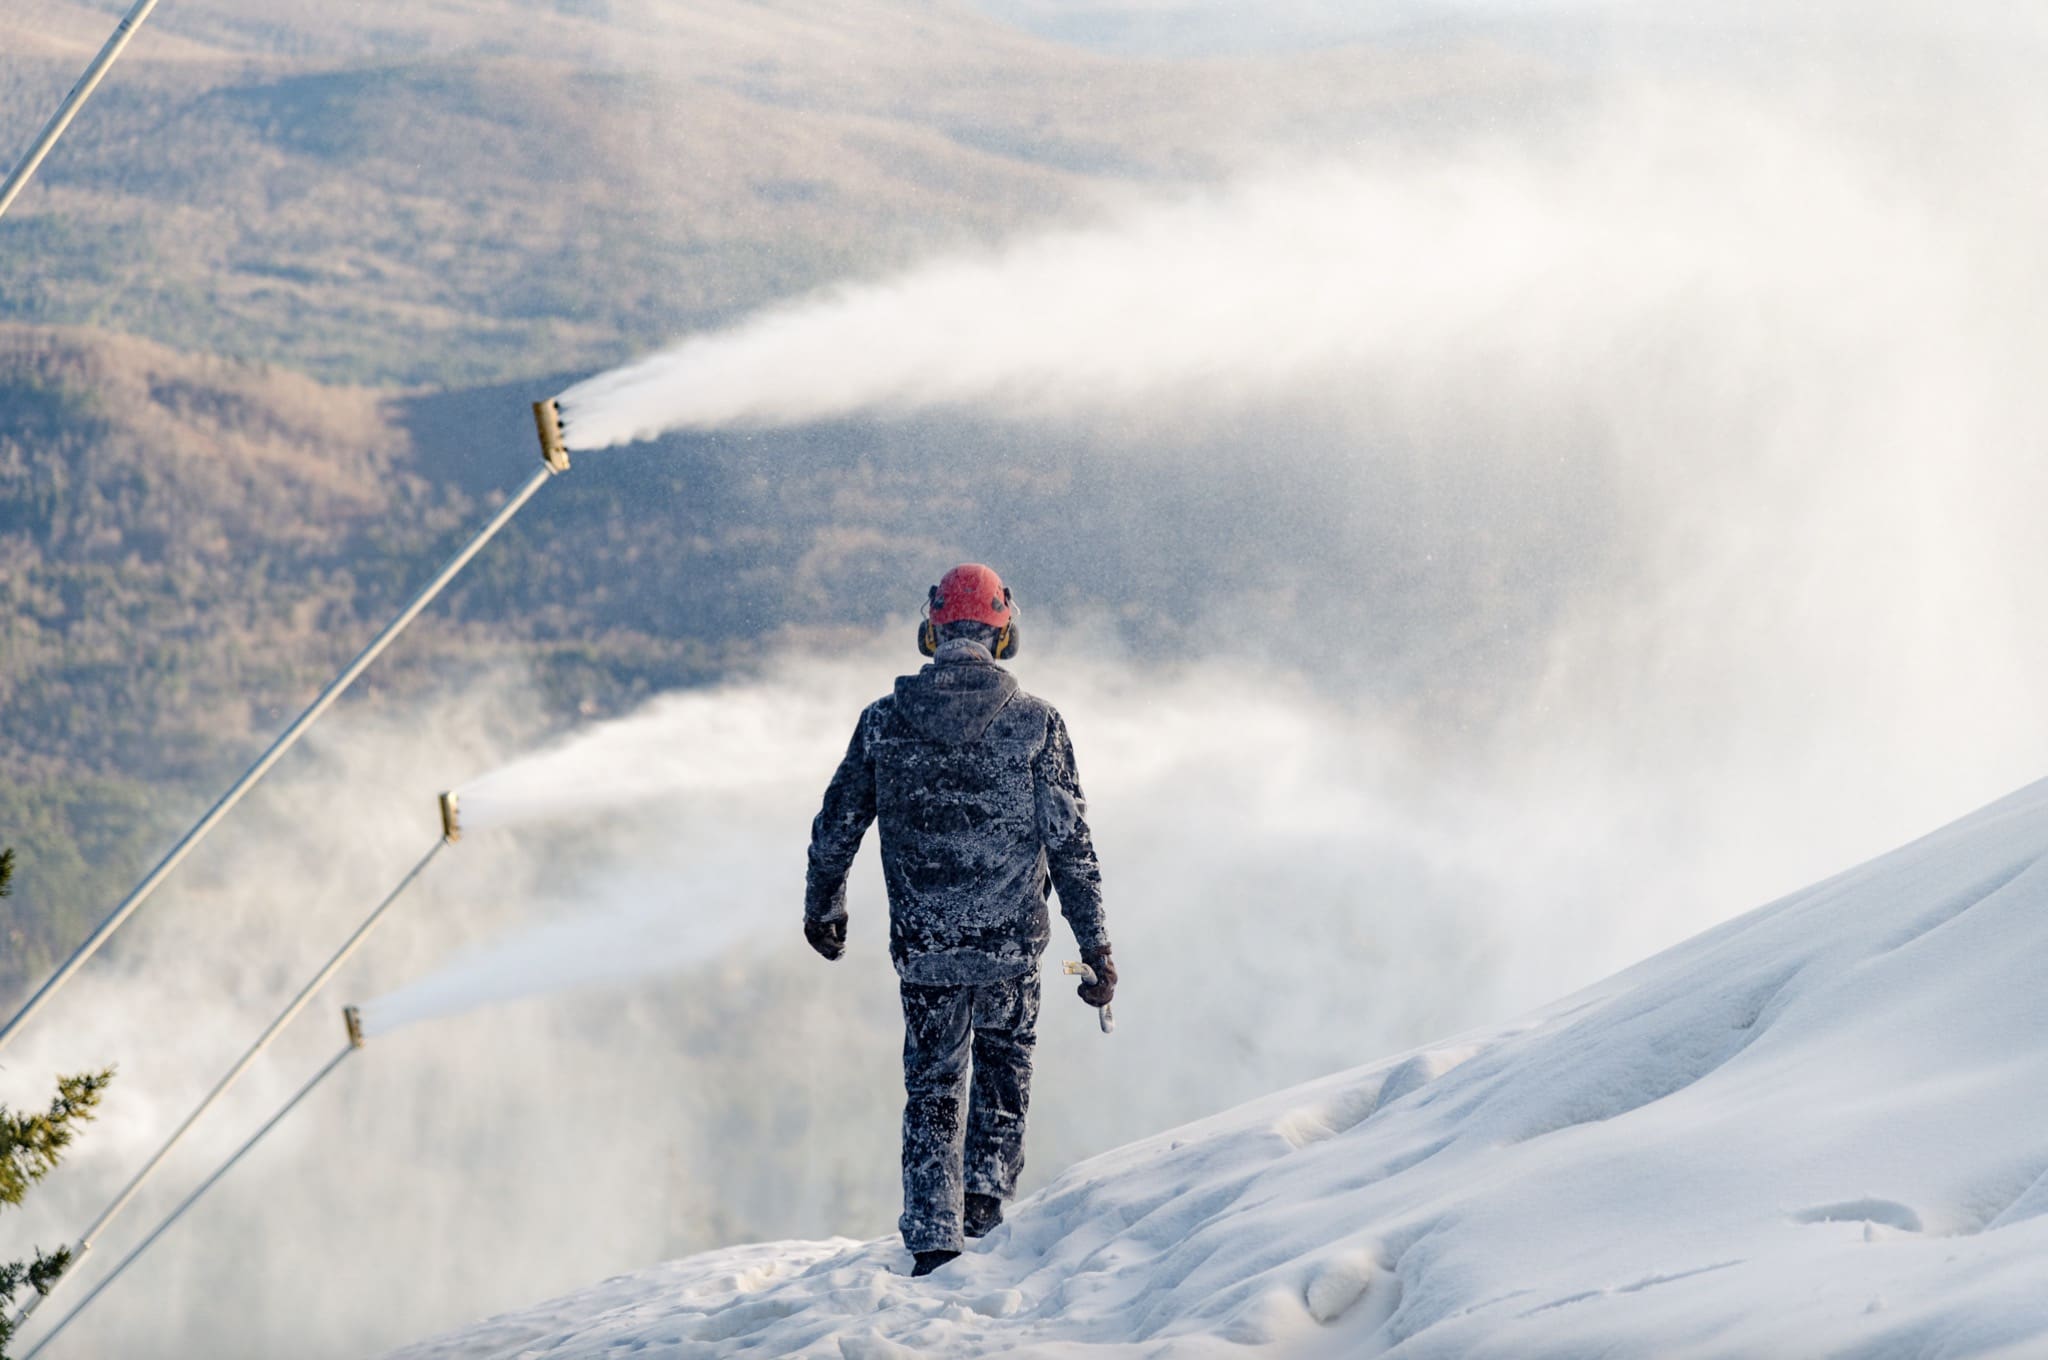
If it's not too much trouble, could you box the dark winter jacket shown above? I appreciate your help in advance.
[805,639,1107,985]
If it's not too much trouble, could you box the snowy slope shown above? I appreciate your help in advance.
[387,777,2048,1359]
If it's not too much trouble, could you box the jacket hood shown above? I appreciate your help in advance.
[894,640,1019,745]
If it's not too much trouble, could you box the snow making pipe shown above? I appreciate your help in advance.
[19,1013,365,1360]
[0,417,570,1060]
[9,841,444,1332]
[1061,961,1116,1034]
[0,0,165,223]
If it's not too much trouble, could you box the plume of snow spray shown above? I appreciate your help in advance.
[442,670,861,835]
[555,93,1944,448]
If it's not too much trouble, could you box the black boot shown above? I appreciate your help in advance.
[911,1249,960,1277]
[964,1192,1004,1238]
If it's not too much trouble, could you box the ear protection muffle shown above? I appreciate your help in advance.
[917,586,940,658]
[919,585,1021,660]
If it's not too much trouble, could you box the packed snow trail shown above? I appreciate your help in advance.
[388,776,2048,1358]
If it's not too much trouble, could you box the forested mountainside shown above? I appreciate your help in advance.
[0,0,1533,387]
[0,0,1542,1005]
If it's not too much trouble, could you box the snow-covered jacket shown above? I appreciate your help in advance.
[805,639,1107,986]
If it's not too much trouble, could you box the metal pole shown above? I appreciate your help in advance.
[10,841,441,1330]
[20,1042,360,1359]
[0,462,558,1058]
[0,0,166,224]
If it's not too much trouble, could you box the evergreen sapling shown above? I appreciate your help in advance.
[0,847,114,1359]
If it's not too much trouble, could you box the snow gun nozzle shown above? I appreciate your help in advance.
[533,398,570,474]
[343,1004,366,1050]
[438,791,461,845]
[1061,961,1116,1035]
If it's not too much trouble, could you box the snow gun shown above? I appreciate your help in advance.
[438,790,462,844]
[533,398,571,473]
[1061,961,1115,1034]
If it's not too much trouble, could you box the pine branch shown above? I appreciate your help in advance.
[0,1069,115,1208]
[0,1246,72,1358]
[0,852,115,1359]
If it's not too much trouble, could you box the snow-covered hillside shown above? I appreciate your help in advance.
[388,777,2048,1358]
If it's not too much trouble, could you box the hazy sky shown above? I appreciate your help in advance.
[971,0,1452,56]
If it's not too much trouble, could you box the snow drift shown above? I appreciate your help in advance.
[387,774,2048,1358]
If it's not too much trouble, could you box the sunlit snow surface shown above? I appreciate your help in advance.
[389,778,2048,1358]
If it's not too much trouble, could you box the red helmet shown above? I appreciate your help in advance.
[920,563,1020,659]
[929,563,1012,628]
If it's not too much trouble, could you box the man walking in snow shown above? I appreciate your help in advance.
[804,563,1114,1277]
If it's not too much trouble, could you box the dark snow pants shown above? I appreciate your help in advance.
[898,971,1040,1253]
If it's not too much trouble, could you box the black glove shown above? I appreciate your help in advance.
[804,916,847,961]
[1077,947,1115,1007]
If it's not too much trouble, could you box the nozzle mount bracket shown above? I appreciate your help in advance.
[343,1005,366,1050]
[438,791,461,845]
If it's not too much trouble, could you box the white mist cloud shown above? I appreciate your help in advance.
[360,848,770,1035]
[441,667,867,837]
[557,86,1956,449]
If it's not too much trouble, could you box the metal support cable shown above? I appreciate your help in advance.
[20,1044,359,1359]
[0,0,166,223]
[10,839,443,1330]
[0,462,558,1059]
